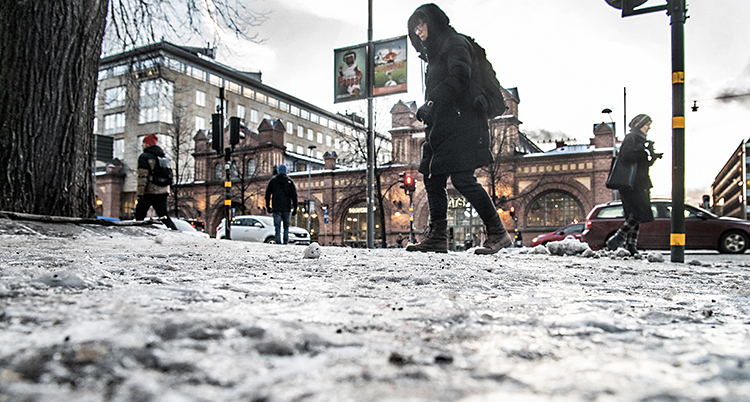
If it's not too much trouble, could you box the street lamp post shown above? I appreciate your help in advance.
[603,108,618,201]
[307,145,316,234]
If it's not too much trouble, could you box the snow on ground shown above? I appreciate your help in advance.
[0,219,748,402]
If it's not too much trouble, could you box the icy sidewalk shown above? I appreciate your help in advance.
[0,221,748,402]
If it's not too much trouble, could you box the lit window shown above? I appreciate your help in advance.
[526,192,585,228]
[139,79,173,124]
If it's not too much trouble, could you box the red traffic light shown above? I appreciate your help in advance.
[403,175,416,192]
[509,206,516,217]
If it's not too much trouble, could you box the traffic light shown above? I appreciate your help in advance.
[404,175,416,192]
[211,113,224,152]
[509,206,516,218]
[605,0,665,17]
[229,116,243,146]
[398,172,406,189]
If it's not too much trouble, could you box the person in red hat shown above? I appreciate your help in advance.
[135,134,177,230]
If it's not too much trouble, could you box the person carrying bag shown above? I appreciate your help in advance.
[605,114,662,255]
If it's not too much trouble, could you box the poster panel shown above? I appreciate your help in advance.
[372,36,408,97]
[334,44,367,104]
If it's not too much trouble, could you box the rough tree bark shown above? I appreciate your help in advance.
[0,0,108,217]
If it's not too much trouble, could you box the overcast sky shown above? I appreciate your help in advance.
[194,0,750,206]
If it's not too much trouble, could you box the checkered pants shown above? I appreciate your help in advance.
[613,217,640,248]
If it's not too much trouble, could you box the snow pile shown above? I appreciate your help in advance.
[545,237,591,256]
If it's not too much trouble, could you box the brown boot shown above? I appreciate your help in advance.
[406,219,448,253]
[475,217,512,255]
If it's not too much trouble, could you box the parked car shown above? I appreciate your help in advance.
[216,215,311,245]
[582,200,750,253]
[147,218,210,238]
[530,222,584,247]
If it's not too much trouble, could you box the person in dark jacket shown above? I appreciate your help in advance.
[606,114,662,255]
[135,134,177,230]
[405,3,510,254]
[265,164,298,244]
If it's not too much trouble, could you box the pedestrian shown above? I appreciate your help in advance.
[606,114,662,255]
[135,134,177,230]
[265,164,298,244]
[405,3,511,254]
[396,234,405,248]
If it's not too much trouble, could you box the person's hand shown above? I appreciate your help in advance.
[292,209,297,216]
[416,100,434,124]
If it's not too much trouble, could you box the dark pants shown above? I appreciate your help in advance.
[135,193,177,230]
[273,211,291,244]
[424,170,499,225]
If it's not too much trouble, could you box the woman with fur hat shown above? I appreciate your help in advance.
[405,3,510,254]
[606,114,662,255]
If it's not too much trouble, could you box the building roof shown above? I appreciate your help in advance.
[99,41,363,129]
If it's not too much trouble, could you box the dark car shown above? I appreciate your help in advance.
[582,200,750,253]
[530,222,584,247]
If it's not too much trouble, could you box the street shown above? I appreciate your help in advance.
[0,219,748,402]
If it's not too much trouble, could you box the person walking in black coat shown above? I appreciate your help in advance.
[606,114,662,255]
[135,134,177,230]
[405,3,510,254]
[265,164,298,244]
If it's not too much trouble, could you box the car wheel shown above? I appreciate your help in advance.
[264,237,276,244]
[719,231,748,254]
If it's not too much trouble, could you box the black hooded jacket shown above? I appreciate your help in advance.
[408,3,493,177]
[265,174,298,213]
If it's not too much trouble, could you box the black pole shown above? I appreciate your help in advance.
[670,0,686,263]
[219,88,231,240]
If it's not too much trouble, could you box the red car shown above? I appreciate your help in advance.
[530,222,584,247]
[582,200,750,253]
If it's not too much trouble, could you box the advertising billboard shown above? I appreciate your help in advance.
[373,36,407,97]
[334,44,367,104]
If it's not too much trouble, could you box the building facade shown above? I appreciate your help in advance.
[711,140,748,218]
[94,42,386,221]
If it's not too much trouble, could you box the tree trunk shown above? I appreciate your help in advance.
[0,0,108,217]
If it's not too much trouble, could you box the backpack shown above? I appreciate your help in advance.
[463,35,508,119]
[150,156,174,186]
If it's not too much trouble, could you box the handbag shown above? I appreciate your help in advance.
[606,154,637,190]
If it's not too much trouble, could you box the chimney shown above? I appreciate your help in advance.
[324,151,337,170]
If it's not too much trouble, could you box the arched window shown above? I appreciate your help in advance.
[526,191,584,228]
[342,201,381,246]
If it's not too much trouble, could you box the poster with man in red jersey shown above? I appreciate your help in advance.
[334,45,367,103]
[373,36,407,97]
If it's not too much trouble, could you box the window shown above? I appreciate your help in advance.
[237,105,246,121]
[104,113,125,134]
[526,192,585,228]
[286,122,293,134]
[263,113,271,121]
[286,142,294,150]
[297,126,304,138]
[297,145,304,154]
[278,101,289,112]
[290,105,300,116]
[209,74,222,87]
[301,109,310,120]
[316,151,323,159]
[307,128,313,141]
[215,163,223,180]
[189,66,206,81]
[195,116,206,131]
[227,81,241,94]
[104,86,126,109]
[268,97,279,108]
[335,138,341,149]
[250,109,259,123]
[326,135,332,146]
[243,87,255,99]
[246,159,256,177]
[139,79,173,124]
[317,132,323,144]
[113,139,124,160]
[196,90,206,107]
[256,92,267,103]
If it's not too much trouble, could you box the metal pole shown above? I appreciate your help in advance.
[307,144,316,234]
[409,190,414,244]
[366,0,375,248]
[219,88,231,240]
[670,0,686,263]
